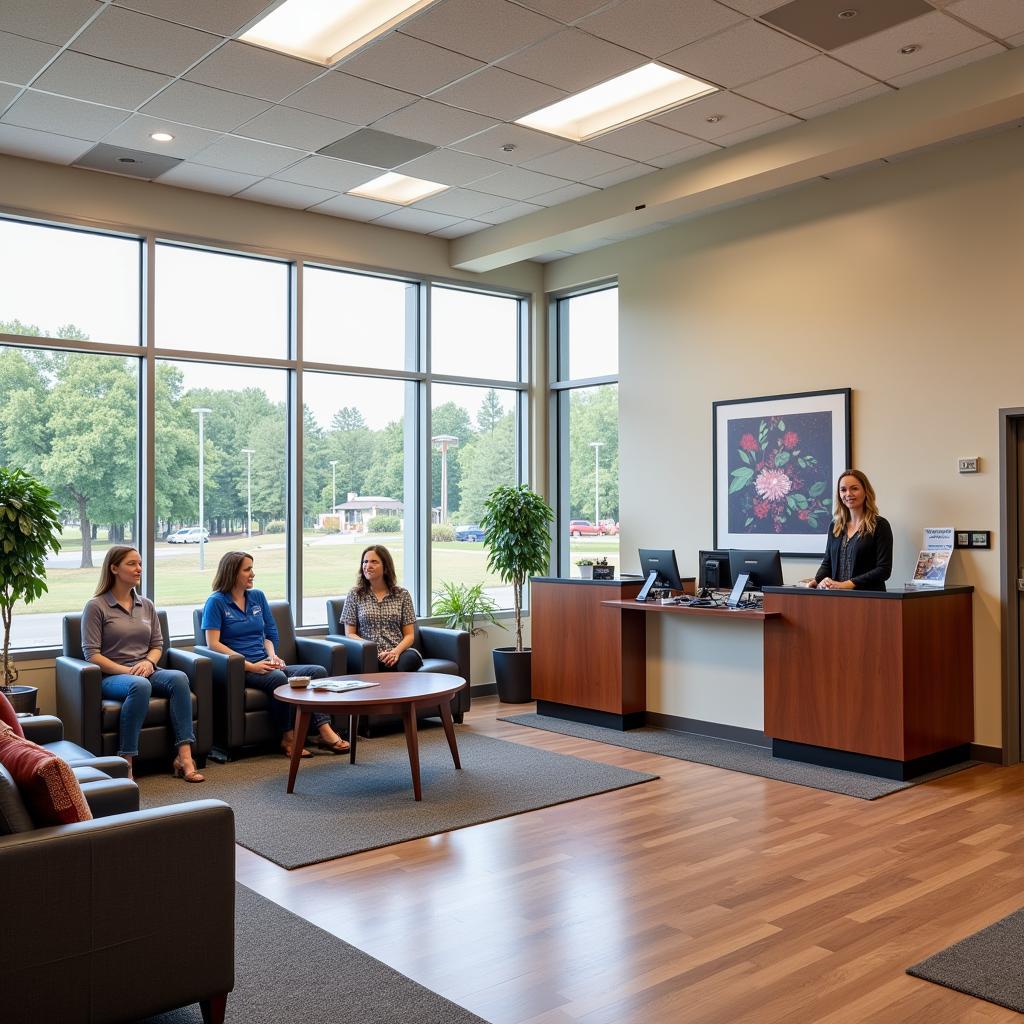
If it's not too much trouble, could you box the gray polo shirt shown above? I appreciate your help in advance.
[81,590,162,670]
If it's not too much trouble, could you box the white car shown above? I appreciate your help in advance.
[167,527,210,544]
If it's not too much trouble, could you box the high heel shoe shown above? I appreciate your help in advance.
[281,741,312,759]
[172,757,205,783]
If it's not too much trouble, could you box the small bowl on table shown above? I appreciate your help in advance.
[288,675,311,689]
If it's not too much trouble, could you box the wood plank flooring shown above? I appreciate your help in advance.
[237,697,1024,1023]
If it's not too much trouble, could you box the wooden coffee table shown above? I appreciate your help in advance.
[273,672,466,800]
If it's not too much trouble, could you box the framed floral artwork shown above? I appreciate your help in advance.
[713,388,851,557]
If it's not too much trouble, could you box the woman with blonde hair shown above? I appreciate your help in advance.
[809,469,893,591]
[82,545,203,781]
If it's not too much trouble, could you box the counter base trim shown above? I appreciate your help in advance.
[536,700,645,731]
[647,712,769,749]
[772,739,971,780]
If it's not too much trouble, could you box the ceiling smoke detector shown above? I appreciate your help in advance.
[705,114,722,124]
[899,43,921,54]
[837,8,858,18]
[501,143,517,152]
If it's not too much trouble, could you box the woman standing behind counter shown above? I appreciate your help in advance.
[809,469,893,591]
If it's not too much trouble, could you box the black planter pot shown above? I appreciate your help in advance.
[492,647,532,704]
[4,685,38,715]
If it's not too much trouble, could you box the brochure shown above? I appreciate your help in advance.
[308,679,380,692]
[908,549,952,588]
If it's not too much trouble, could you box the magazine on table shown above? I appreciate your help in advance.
[308,679,380,692]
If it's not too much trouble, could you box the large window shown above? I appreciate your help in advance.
[431,286,519,380]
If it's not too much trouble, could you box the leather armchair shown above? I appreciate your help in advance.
[56,611,212,766]
[21,714,131,780]
[192,600,348,759]
[0,798,235,1024]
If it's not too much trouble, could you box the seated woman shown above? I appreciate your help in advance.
[202,551,348,757]
[808,469,893,591]
[343,545,422,672]
[82,546,203,782]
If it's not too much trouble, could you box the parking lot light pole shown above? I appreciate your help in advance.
[329,460,339,533]
[241,448,255,538]
[193,408,212,571]
[589,441,604,527]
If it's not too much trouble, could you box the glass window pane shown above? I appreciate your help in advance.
[154,361,287,637]
[304,267,416,370]
[431,383,518,609]
[0,218,141,346]
[155,244,289,359]
[301,372,415,626]
[0,347,138,650]
[566,384,619,575]
[564,288,618,380]
[431,287,519,380]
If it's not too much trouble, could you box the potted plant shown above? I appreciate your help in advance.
[480,484,554,703]
[0,468,62,713]
[576,557,595,579]
[431,580,504,636]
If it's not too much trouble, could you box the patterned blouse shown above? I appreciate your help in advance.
[341,585,416,651]
[837,531,859,582]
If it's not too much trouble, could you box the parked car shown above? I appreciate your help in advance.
[454,524,486,542]
[599,520,620,535]
[569,520,601,537]
[167,527,210,544]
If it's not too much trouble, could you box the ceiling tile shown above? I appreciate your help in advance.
[474,200,543,223]
[72,6,220,76]
[585,161,656,187]
[234,106,358,151]
[469,165,573,199]
[185,41,323,103]
[101,112,222,157]
[112,0,272,36]
[795,82,892,118]
[73,141,182,178]
[141,80,271,132]
[946,0,1024,37]
[431,67,567,120]
[372,98,497,146]
[652,91,781,140]
[736,55,876,112]
[714,112,801,145]
[318,128,434,167]
[34,51,171,108]
[1010,31,1024,45]
[193,134,304,176]
[530,181,600,205]
[0,121,94,162]
[511,0,614,21]
[586,121,695,160]
[523,143,633,179]
[340,33,482,95]
[395,148,507,185]
[235,179,338,209]
[717,0,783,13]
[0,0,100,46]
[413,187,513,217]
[401,0,562,62]
[647,138,720,166]
[453,123,569,164]
[2,90,129,141]
[273,154,380,191]
[498,29,645,92]
[0,32,59,87]
[307,193,400,221]
[831,11,993,80]
[761,0,933,50]
[578,0,744,58]
[430,219,488,238]
[661,21,817,88]
[284,72,415,125]
[885,41,1005,87]
[0,83,19,109]
[156,161,260,193]
[373,207,464,232]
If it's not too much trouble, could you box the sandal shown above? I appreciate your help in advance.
[172,757,205,783]
[281,742,312,759]
[317,737,351,755]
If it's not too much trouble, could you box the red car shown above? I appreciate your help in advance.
[569,520,601,537]
[599,520,619,535]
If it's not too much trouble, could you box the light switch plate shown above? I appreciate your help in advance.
[958,457,979,473]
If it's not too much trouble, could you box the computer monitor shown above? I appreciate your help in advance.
[698,549,733,590]
[728,549,784,591]
[637,548,684,601]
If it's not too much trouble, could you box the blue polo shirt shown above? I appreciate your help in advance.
[201,589,278,663]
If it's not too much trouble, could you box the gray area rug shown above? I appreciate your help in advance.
[138,727,656,868]
[499,713,976,800]
[138,883,487,1024]
[907,908,1024,1013]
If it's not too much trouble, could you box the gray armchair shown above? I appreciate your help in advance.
[192,599,348,759]
[56,610,212,766]
[325,596,471,727]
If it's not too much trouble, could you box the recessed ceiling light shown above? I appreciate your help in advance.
[899,43,921,54]
[837,9,858,19]
[240,0,439,65]
[150,131,175,142]
[500,143,517,152]
[705,115,722,124]
[348,172,448,205]
[515,63,717,143]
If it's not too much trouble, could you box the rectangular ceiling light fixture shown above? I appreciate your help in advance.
[241,0,439,65]
[348,172,448,205]
[516,63,717,142]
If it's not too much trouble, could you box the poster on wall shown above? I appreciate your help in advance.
[713,388,851,557]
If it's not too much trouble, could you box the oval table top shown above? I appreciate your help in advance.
[273,671,466,708]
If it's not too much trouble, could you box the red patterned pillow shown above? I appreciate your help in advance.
[0,723,92,826]
[0,691,25,737]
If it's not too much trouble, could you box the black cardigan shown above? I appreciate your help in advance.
[814,516,893,591]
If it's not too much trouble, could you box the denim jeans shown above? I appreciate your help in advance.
[101,668,195,758]
[244,662,330,734]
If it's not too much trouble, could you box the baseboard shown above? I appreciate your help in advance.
[969,743,1003,764]
[471,682,497,697]
[645,712,770,748]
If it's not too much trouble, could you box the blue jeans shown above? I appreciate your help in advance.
[244,662,330,734]
[102,669,195,758]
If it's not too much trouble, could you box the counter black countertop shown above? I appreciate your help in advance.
[531,575,661,586]
[762,584,974,600]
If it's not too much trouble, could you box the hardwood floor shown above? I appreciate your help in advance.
[237,697,1024,1023]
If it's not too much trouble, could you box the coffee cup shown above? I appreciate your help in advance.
[289,675,311,689]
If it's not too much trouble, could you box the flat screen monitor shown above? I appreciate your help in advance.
[698,549,733,590]
[728,549,783,591]
[637,548,684,592]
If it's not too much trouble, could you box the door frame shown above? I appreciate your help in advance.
[999,407,1024,765]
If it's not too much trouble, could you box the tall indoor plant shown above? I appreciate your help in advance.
[480,484,553,703]
[0,468,62,711]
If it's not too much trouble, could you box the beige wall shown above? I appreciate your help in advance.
[546,125,1024,749]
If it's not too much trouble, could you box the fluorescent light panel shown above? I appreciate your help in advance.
[241,0,438,65]
[516,63,718,142]
[348,172,448,205]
